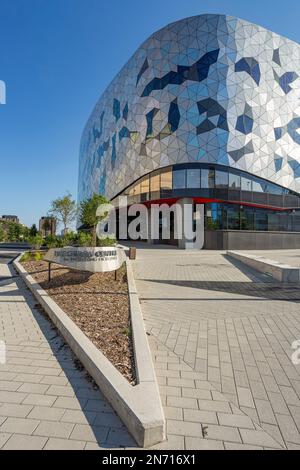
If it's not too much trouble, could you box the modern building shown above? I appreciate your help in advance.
[78,14,300,249]
[39,217,56,237]
[1,215,19,224]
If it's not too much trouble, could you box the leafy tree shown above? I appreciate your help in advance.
[79,193,109,246]
[48,193,77,233]
[0,224,5,242]
[29,224,38,237]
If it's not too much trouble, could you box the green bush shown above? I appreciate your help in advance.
[44,235,59,248]
[20,252,31,262]
[97,236,116,247]
[73,232,92,247]
[28,234,44,249]
[34,251,44,261]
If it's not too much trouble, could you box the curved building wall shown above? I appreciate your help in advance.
[78,14,300,204]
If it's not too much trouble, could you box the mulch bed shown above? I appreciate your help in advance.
[21,260,136,384]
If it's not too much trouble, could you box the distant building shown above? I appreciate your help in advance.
[39,217,56,237]
[1,215,19,224]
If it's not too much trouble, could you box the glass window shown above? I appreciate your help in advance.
[227,205,240,230]
[160,168,172,190]
[187,169,200,188]
[140,177,149,194]
[173,169,186,189]
[240,206,254,230]
[255,210,268,231]
[266,182,283,195]
[252,178,266,193]
[268,212,280,231]
[215,169,228,188]
[241,176,252,191]
[201,168,214,188]
[132,183,140,195]
[292,213,300,231]
[150,173,160,192]
[229,172,241,189]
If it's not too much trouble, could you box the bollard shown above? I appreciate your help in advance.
[129,247,136,260]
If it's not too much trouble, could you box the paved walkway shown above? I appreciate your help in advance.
[132,246,300,450]
[238,249,300,268]
[0,257,134,450]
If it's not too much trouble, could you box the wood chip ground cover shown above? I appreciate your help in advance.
[22,260,136,384]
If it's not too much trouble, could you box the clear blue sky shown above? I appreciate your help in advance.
[0,0,300,228]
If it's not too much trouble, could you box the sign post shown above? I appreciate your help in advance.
[44,246,126,274]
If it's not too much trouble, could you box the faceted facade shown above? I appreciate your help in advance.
[78,13,300,207]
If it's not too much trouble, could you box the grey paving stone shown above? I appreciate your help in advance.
[34,421,74,439]
[3,433,48,450]
[224,442,263,450]
[237,387,255,409]
[239,429,282,448]
[45,385,75,397]
[0,432,11,449]
[167,419,202,437]
[217,412,254,429]
[205,424,242,443]
[167,396,198,409]
[0,403,33,418]
[0,417,40,435]
[17,382,49,394]
[0,380,22,391]
[22,393,57,407]
[164,406,183,420]
[61,409,97,425]
[27,405,65,422]
[43,437,86,450]
[0,391,27,404]
[69,423,109,443]
[185,437,224,450]
[53,396,88,410]
[183,409,218,425]
[275,414,300,445]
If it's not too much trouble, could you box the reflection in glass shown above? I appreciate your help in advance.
[140,177,149,194]
[227,205,240,229]
[229,172,241,189]
[150,173,160,192]
[173,169,186,189]
[160,168,172,190]
[215,170,228,188]
[201,168,214,188]
[187,169,200,188]
[241,176,252,191]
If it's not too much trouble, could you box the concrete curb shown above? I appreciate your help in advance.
[227,250,300,282]
[13,254,165,447]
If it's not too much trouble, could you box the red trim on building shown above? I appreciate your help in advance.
[139,197,295,212]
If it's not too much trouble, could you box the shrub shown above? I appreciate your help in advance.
[73,232,92,247]
[28,234,44,249]
[20,252,31,262]
[44,235,59,248]
[34,251,44,261]
[97,236,116,247]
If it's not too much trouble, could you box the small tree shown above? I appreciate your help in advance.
[0,224,5,242]
[48,193,77,233]
[29,224,38,237]
[79,193,109,246]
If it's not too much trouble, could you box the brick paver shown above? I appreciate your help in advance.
[0,256,135,450]
[131,245,300,450]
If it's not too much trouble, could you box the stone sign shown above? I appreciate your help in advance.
[44,246,126,273]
